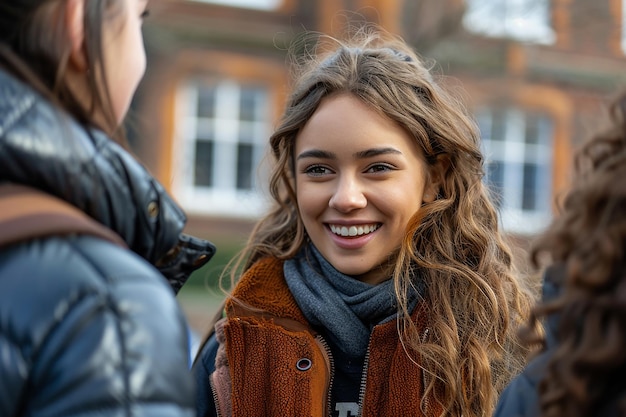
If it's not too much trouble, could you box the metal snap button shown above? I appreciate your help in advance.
[296,358,312,371]
[147,201,159,218]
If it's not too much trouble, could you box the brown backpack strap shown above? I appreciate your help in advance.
[0,183,126,249]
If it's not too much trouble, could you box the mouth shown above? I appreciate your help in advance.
[328,223,380,237]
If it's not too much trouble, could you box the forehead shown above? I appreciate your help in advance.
[295,93,415,156]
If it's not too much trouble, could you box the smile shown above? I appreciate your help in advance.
[329,224,380,237]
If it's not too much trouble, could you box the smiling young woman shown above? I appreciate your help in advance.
[193,27,533,417]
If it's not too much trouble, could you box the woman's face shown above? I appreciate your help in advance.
[102,0,149,124]
[294,93,436,285]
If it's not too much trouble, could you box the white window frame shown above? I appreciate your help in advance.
[464,0,555,44]
[188,0,281,10]
[622,0,626,53]
[172,78,271,218]
[477,107,554,234]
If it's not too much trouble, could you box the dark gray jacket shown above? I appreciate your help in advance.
[493,266,563,417]
[494,265,622,417]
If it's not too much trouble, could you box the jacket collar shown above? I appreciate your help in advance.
[227,257,309,324]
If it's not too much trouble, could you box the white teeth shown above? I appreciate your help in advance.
[330,224,379,237]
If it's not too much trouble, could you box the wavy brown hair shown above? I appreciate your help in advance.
[227,27,532,417]
[0,0,128,142]
[528,93,626,417]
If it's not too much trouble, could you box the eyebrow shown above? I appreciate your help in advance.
[296,147,402,161]
[354,147,402,159]
[296,149,336,160]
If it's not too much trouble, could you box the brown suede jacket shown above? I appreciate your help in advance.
[209,257,442,417]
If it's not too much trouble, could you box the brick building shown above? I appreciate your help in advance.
[132,0,626,292]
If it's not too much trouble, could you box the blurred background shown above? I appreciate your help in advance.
[127,0,626,338]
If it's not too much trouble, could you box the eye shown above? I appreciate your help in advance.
[365,163,394,174]
[140,9,150,19]
[302,164,332,177]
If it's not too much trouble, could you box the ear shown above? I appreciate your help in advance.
[66,0,87,72]
[422,155,450,203]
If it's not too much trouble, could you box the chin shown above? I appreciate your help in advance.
[334,265,373,279]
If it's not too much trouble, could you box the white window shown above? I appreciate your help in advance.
[464,0,555,44]
[477,107,554,234]
[173,79,271,218]
[189,0,281,10]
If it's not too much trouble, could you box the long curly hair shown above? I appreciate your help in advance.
[529,93,626,417]
[230,27,532,417]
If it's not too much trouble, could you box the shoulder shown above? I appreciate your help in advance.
[1,233,168,288]
[229,256,287,302]
[0,234,183,355]
[228,257,308,322]
[0,69,84,148]
[494,350,552,417]
[0,234,194,414]
[494,265,565,417]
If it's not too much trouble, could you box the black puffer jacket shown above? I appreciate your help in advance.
[0,69,215,293]
[0,69,214,416]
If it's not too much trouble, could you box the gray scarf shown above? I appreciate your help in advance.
[284,244,421,359]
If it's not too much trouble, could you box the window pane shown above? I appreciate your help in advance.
[486,160,505,208]
[525,113,540,145]
[522,162,537,210]
[197,86,216,119]
[535,163,552,211]
[491,108,506,141]
[194,141,214,187]
[464,0,506,35]
[240,88,261,122]
[236,143,253,190]
[463,0,554,44]
[525,112,552,146]
[476,111,492,141]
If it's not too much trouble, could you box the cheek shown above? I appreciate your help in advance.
[129,50,146,97]
[296,187,314,215]
[127,25,146,88]
[112,28,146,122]
[296,184,326,220]
[134,30,147,78]
[377,187,423,220]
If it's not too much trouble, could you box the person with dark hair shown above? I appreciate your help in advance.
[192,28,532,417]
[0,0,215,415]
[493,92,626,417]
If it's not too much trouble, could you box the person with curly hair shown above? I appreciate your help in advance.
[193,27,532,417]
[494,92,626,417]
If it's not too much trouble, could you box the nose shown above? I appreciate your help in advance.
[328,176,367,212]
